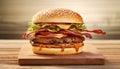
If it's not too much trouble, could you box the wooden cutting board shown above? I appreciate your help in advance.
[18,44,105,65]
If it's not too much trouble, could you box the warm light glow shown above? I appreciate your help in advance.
[0,0,120,39]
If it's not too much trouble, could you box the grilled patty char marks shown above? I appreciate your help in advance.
[31,36,84,44]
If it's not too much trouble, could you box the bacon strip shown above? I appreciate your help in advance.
[23,32,31,39]
[23,29,106,39]
[84,29,106,34]
[35,29,83,37]
[82,33,92,39]
[58,29,82,37]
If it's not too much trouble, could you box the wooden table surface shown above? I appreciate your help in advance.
[0,40,120,69]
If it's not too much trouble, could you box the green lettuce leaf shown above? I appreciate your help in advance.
[27,22,41,31]
[73,23,86,30]
[27,22,86,32]
[48,27,60,32]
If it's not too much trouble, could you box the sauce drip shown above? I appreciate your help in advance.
[39,45,42,51]
[74,44,79,52]
[61,46,65,52]
[74,43,83,52]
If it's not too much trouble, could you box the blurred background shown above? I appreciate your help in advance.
[0,0,120,39]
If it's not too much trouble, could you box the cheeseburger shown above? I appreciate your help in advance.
[23,8,106,55]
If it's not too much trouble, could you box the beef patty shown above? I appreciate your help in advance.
[31,36,85,44]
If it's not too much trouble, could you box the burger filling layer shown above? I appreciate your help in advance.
[23,22,106,52]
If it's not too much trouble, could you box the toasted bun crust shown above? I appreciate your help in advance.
[33,46,83,55]
[32,8,83,23]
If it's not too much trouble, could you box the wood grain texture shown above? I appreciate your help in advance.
[0,40,120,69]
[18,44,105,65]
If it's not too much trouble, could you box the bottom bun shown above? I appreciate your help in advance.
[32,46,83,55]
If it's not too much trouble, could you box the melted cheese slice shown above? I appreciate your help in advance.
[57,24,71,29]
[55,34,66,38]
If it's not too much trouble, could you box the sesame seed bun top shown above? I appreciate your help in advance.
[32,8,83,23]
